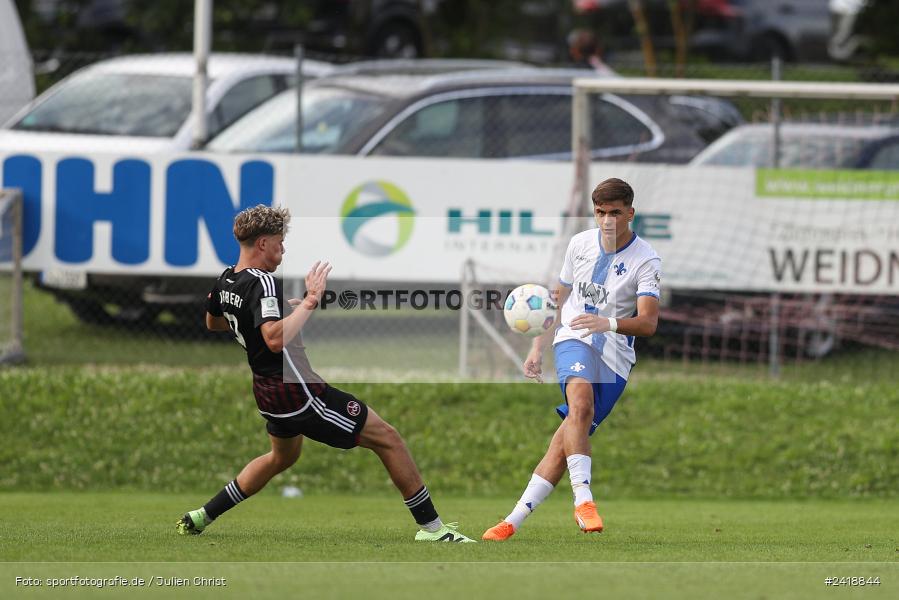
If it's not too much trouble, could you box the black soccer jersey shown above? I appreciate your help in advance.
[207,267,328,418]
[206,267,285,377]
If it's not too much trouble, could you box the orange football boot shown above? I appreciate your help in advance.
[482,521,516,541]
[574,501,604,533]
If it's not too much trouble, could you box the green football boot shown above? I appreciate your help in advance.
[414,522,476,543]
[176,508,211,536]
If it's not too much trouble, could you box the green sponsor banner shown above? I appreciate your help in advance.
[756,169,899,200]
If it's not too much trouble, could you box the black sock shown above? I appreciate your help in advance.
[203,479,248,521]
[404,485,438,526]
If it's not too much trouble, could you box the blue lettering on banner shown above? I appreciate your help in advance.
[55,158,151,264]
[2,155,41,255]
[0,155,275,267]
[165,159,274,266]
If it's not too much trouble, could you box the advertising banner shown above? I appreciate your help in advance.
[1,151,897,293]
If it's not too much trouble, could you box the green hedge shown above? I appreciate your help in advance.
[1,368,896,498]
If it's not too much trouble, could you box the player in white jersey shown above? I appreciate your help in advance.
[483,178,661,541]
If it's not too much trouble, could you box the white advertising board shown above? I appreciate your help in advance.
[1,150,897,293]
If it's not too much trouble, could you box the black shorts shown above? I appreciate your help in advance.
[262,384,369,449]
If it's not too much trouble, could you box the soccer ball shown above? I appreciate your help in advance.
[503,284,557,337]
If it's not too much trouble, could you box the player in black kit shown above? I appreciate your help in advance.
[176,205,474,542]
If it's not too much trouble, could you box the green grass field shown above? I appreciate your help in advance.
[3,285,899,598]
[1,493,896,599]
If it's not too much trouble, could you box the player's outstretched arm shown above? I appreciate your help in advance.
[570,295,659,338]
[261,261,332,353]
[206,313,230,331]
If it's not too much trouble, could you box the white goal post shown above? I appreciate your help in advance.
[0,188,24,364]
[571,77,899,372]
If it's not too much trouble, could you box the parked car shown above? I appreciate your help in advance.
[723,0,833,61]
[854,134,899,170]
[301,0,577,63]
[208,67,742,163]
[0,0,35,124]
[327,58,536,77]
[301,0,439,59]
[0,53,333,153]
[0,53,332,327]
[576,0,833,62]
[689,123,899,168]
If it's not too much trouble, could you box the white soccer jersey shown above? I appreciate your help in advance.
[555,229,662,379]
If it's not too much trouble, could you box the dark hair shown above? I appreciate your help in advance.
[591,178,633,207]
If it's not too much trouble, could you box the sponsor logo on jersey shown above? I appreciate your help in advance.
[577,281,609,305]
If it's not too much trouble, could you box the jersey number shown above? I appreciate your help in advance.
[223,312,246,348]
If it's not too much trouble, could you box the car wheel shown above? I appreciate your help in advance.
[64,296,160,327]
[370,21,422,58]
[64,297,114,325]
[798,295,838,358]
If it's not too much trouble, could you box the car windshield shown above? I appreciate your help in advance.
[701,131,875,168]
[13,72,194,137]
[208,86,389,154]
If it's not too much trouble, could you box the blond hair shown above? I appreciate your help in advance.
[233,205,290,245]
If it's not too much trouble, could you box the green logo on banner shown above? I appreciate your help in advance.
[757,169,899,200]
[341,181,415,256]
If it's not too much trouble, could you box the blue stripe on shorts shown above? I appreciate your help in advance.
[553,339,628,435]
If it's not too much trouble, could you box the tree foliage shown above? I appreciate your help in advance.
[854,0,899,58]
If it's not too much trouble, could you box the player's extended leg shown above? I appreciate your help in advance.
[358,408,422,497]
[561,377,594,456]
[358,407,475,542]
[534,422,569,485]
[236,434,304,495]
[482,424,567,541]
[561,376,603,533]
[176,435,303,535]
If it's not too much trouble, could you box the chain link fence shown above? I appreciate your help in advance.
[3,49,899,377]
[0,189,24,364]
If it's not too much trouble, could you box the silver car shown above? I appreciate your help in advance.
[209,68,741,164]
[689,122,899,169]
[0,53,332,154]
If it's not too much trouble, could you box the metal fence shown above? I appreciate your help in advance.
[3,50,899,378]
[0,189,24,364]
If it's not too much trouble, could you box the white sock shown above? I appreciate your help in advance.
[504,474,555,530]
[421,517,443,533]
[567,454,593,506]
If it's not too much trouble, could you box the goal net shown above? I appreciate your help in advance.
[571,76,899,369]
[0,188,24,364]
